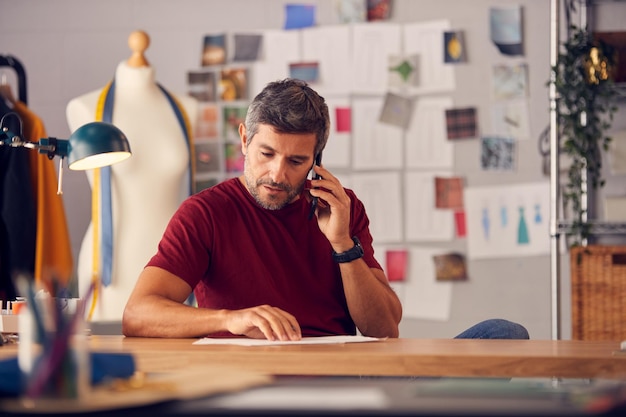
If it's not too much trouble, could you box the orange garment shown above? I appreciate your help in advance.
[13,101,73,286]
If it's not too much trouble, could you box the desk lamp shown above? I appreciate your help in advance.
[0,112,131,192]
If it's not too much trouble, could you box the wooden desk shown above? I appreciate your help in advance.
[2,336,625,379]
[69,336,626,379]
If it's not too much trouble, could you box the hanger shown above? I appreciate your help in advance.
[0,55,27,104]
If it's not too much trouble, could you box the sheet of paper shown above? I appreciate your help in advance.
[211,386,388,410]
[403,20,455,95]
[350,171,403,243]
[402,247,453,321]
[351,97,404,170]
[351,22,402,94]
[193,335,381,346]
[323,97,352,169]
[301,25,352,97]
[405,96,454,169]
[608,129,626,175]
[405,171,455,242]
[464,182,550,259]
[251,29,301,95]
[491,99,531,140]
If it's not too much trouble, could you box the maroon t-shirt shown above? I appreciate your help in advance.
[146,178,382,337]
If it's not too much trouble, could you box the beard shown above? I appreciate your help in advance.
[243,155,306,210]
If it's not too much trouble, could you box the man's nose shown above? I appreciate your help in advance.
[269,159,288,183]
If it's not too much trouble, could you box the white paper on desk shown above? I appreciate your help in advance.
[193,335,381,346]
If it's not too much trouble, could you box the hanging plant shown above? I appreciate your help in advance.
[551,25,619,244]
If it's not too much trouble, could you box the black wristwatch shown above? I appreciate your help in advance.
[332,236,364,263]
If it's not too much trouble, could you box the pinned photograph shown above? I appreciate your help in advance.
[444,31,467,63]
[386,249,408,282]
[195,103,219,139]
[187,71,217,102]
[435,176,464,210]
[388,55,419,87]
[233,34,262,62]
[201,34,227,66]
[219,68,248,101]
[445,107,477,140]
[222,105,248,143]
[379,92,413,130]
[433,253,468,281]
[492,63,528,100]
[489,5,523,56]
[194,141,221,174]
[481,136,516,171]
[289,62,320,83]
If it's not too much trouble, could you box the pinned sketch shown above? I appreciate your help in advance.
[379,92,413,129]
[492,63,528,100]
[386,249,408,282]
[233,34,262,61]
[388,54,419,87]
[433,253,467,281]
[481,137,515,171]
[491,99,530,140]
[201,34,227,66]
[465,182,550,259]
[489,5,523,56]
[444,31,467,63]
[445,107,477,140]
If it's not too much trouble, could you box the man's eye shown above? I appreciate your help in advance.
[290,159,304,166]
[261,152,273,158]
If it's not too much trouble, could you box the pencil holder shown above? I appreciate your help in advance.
[17,297,90,401]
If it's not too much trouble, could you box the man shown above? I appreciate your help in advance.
[123,78,528,342]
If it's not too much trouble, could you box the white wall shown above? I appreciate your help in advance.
[5,0,621,339]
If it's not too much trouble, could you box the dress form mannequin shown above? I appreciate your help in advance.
[66,30,198,322]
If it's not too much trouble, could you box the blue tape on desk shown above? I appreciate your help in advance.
[0,352,135,397]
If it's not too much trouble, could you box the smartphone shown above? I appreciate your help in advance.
[308,152,322,220]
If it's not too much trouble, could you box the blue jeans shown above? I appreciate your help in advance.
[454,319,530,339]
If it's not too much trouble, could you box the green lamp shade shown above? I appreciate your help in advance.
[68,122,132,170]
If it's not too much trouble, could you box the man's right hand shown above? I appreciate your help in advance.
[224,305,302,341]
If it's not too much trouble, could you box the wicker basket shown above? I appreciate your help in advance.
[570,245,626,341]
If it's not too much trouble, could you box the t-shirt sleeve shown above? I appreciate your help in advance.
[345,188,383,271]
[145,195,212,288]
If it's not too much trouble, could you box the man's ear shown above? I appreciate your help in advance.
[238,123,247,154]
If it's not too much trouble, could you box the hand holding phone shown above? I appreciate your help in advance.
[308,153,322,220]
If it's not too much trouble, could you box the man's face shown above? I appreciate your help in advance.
[240,123,317,210]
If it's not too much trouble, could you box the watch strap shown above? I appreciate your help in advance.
[332,236,364,263]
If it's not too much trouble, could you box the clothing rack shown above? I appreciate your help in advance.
[0,54,27,104]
